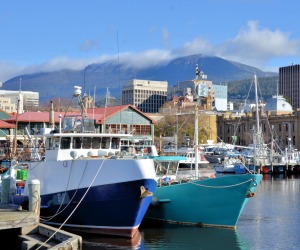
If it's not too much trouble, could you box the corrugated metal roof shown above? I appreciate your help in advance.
[0,120,15,128]
[0,111,11,120]
[3,105,154,125]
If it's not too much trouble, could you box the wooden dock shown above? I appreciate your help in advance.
[0,178,82,249]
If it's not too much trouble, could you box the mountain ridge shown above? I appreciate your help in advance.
[2,54,278,103]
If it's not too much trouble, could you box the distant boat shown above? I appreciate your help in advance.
[203,146,247,174]
[2,86,157,238]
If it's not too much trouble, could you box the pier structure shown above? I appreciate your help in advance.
[0,178,82,249]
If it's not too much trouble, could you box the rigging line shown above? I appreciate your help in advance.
[175,111,192,135]
[62,93,76,119]
[256,78,284,153]
[232,80,254,138]
[189,178,254,188]
[36,158,107,250]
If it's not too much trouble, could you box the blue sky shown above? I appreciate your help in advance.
[1,0,300,83]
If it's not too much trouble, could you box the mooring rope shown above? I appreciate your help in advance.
[36,157,107,250]
[188,178,255,188]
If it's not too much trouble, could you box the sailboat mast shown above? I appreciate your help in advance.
[195,105,199,178]
[254,75,260,133]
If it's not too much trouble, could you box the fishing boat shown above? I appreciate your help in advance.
[145,173,262,228]
[2,86,157,238]
[144,73,262,228]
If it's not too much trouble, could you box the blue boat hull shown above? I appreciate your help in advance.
[145,174,262,228]
[39,179,157,237]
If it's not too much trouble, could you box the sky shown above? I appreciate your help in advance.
[1,0,300,84]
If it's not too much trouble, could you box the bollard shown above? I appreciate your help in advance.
[1,178,11,204]
[28,179,40,220]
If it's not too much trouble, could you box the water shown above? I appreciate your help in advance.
[83,174,300,249]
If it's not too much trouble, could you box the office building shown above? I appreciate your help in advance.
[122,79,168,113]
[279,64,300,109]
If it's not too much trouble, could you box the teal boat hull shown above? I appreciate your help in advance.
[145,174,262,228]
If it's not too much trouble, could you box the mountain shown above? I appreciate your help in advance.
[2,54,278,104]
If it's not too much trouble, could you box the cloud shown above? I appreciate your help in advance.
[170,21,300,70]
[0,51,172,82]
[0,62,27,83]
[1,21,300,82]
[172,38,214,57]
[119,50,172,69]
[215,21,300,68]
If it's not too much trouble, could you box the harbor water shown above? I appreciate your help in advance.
[82,174,300,250]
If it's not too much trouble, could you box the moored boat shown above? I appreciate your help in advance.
[145,173,262,228]
[2,86,157,238]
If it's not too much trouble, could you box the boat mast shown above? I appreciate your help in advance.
[254,75,260,134]
[195,105,199,178]
[73,86,86,132]
[253,75,266,165]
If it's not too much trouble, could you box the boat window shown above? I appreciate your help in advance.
[178,162,193,169]
[111,137,120,149]
[92,137,101,149]
[155,162,168,175]
[101,137,111,149]
[82,137,92,149]
[170,162,178,174]
[46,138,52,150]
[60,137,71,149]
[73,137,82,149]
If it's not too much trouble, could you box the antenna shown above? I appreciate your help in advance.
[83,66,87,96]
[117,30,122,133]
[19,78,22,92]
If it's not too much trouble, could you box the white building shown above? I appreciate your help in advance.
[211,84,228,111]
[0,90,39,113]
[0,95,16,113]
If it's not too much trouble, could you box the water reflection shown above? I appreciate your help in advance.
[140,224,243,250]
[82,231,142,249]
[82,225,244,250]
[82,174,300,250]
[238,173,300,250]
